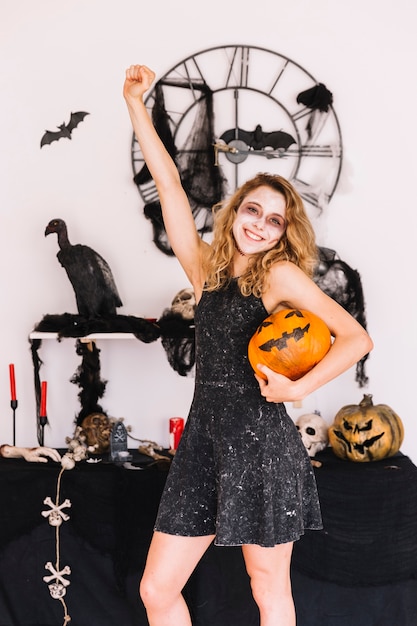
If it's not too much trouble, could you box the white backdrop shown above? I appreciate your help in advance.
[1,0,416,459]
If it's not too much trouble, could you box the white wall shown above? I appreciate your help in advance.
[1,0,416,459]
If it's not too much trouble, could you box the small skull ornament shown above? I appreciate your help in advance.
[48,582,67,599]
[171,288,196,320]
[296,411,329,457]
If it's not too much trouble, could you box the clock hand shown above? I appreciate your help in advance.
[214,141,340,165]
[213,142,240,166]
[214,140,289,165]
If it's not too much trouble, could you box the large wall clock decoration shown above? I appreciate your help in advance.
[130,46,369,388]
[130,44,343,255]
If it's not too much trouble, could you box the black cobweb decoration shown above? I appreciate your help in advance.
[134,82,178,255]
[71,339,108,425]
[176,87,227,218]
[28,309,196,436]
[314,246,369,387]
[158,311,195,377]
[134,80,227,255]
[296,83,334,141]
[30,338,47,444]
[134,82,178,189]
[29,335,109,440]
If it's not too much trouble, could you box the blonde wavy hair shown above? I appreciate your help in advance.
[204,173,318,297]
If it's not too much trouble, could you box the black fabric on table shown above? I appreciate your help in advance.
[0,452,169,584]
[292,447,417,586]
[1,448,417,625]
[0,453,259,625]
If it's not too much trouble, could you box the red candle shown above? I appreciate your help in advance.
[169,417,184,450]
[9,364,17,401]
[40,381,47,416]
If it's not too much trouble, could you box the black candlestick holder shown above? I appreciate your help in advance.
[39,415,47,446]
[10,400,17,446]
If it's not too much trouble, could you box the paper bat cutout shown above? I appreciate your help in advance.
[40,111,90,147]
[220,124,296,151]
[259,323,311,352]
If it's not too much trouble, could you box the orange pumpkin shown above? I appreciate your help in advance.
[328,394,404,462]
[248,309,332,380]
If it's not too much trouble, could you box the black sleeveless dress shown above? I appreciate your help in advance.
[155,280,323,546]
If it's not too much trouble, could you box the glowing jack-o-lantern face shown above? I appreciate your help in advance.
[329,394,404,462]
[248,309,332,381]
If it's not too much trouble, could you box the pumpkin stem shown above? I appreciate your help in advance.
[359,394,374,408]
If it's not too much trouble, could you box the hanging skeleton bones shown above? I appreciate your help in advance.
[43,562,72,599]
[41,496,72,527]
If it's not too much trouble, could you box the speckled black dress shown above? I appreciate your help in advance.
[155,279,323,546]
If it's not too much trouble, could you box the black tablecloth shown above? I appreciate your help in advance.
[1,448,417,626]
[292,447,417,586]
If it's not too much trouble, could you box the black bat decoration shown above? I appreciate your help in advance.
[259,324,311,352]
[220,124,296,151]
[40,111,90,148]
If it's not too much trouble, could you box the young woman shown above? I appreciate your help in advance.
[123,64,373,626]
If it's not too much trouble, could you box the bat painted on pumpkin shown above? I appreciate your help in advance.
[40,111,90,148]
[220,124,296,152]
[258,323,311,352]
[332,429,384,455]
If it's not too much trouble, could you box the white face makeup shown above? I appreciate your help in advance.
[232,186,287,256]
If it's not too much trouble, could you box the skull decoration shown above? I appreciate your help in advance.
[43,562,71,599]
[171,288,196,320]
[47,582,67,599]
[296,411,329,457]
[41,496,71,527]
[80,413,112,454]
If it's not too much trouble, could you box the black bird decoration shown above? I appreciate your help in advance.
[45,218,123,318]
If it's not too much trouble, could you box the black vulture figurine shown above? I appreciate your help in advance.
[45,218,123,318]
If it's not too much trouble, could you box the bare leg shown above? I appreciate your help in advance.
[140,531,215,626]
[242,542,296,626]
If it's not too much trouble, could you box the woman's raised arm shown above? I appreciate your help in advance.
[123,65,208,292]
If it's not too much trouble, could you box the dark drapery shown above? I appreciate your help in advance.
[1,448,417,625]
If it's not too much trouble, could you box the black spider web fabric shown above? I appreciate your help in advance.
[176,88,227,212]
[134,81,227,256]
[133,82,178,187]
[314,247,369,387]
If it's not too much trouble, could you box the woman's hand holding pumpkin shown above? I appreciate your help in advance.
[255,365,303,403]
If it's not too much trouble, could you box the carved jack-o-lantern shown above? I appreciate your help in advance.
[329,394,404,462]
[248,309,332,380]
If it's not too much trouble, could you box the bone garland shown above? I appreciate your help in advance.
[43,561,72,597]
[41,496,72,526]
[41,467,72,625]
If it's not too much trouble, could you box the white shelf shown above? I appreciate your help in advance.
[29,332,138,341]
